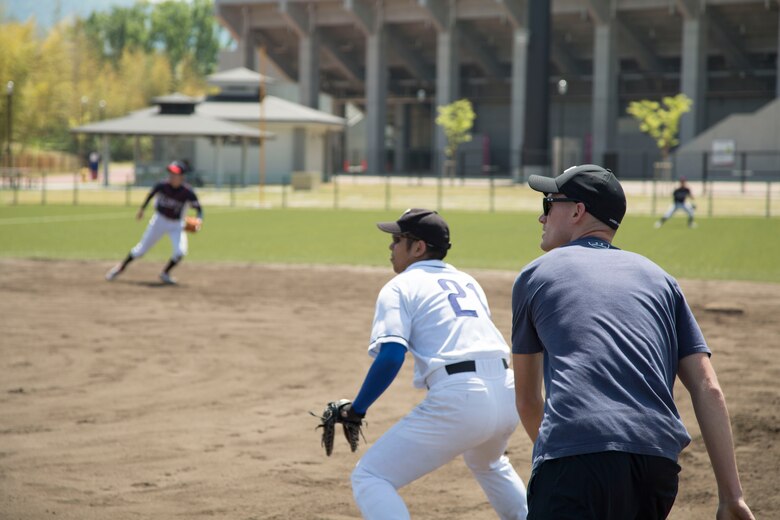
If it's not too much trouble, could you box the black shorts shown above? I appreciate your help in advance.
[527,451,681,520]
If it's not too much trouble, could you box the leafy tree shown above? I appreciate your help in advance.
[0,1,220,161]
[435,98,476,160]
[84,0,220,79]
[150,1,192,76]
[626,94,692,159]
[190,0,220,76]
[84,4,152,65]
[0,20,37,154]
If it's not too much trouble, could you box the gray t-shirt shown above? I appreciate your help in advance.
[512,237,711,470]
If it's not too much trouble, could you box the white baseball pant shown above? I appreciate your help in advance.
[662,202,695,220]
[351,358,528,520]
[130,212,188,260]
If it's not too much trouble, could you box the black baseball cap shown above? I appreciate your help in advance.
[377,208,452,250]
[528,164,626,229]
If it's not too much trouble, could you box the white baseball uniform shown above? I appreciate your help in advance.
[351,259,528,520]
[130,181,200,260]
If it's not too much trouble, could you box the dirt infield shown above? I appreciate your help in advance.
[1,259,777,519]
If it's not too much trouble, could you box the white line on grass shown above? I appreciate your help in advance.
[0,212,131,225]
[0,207,254,225]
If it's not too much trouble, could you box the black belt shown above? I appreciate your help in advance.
[444,359,509,375]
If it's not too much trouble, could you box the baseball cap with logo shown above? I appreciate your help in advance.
[528,164,626,229]
[377,208,452,250]
[166,161,186,175]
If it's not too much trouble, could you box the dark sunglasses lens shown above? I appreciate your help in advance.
[543,199,551,215]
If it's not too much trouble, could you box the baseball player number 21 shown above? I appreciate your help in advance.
[438,279,486,317]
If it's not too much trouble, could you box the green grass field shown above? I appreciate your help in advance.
[1,204,778,282]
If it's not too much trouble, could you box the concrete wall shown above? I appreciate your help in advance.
[191,123,333,186]
[675,99,780,181]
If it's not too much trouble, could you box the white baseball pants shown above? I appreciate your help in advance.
[351,359,528,520]
[130,212,188,260]
[662,202,695,220]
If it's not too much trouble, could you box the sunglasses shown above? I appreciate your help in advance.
[542,196,582,216]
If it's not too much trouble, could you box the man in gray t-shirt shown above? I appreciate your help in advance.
[512,165,753,520]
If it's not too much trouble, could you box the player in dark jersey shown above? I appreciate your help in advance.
[105,161,203,284]
[656,178,696,228]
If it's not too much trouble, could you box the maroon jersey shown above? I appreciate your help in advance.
[142,182,202,220]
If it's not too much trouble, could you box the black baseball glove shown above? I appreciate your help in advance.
[310,399,365,456]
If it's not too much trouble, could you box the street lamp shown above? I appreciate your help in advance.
[557,79,568,174]
[6,80,13,171]
[80,96,89,121]
[98,99,106,120]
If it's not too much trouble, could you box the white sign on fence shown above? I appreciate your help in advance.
[711,139,736,167]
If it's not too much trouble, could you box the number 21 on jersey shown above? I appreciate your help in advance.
[437,279,488,318]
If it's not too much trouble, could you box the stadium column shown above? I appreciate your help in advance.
[434,21,460,179]
[241,7,254,70]
[522,0,550,179]
[394,103,409,174]
[510,28,529,182]
[591,22,618,168]
[777,7,780,99]
[279,0,320,109]
[680,11,708,144]
[366,22,388,175]
[299,29,320,109]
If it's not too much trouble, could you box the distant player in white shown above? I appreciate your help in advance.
[343,208,527,519]
[105,161,202,285]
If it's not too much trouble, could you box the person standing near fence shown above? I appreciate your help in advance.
[105,161,203,285]
[656,178,697,228]
[88,151,100,181]
[512,164,753,519]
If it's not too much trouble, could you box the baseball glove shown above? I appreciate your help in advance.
[310,399,365,456]
[184,216,202,233]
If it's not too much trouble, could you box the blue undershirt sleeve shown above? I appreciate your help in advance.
[351,342,406,415]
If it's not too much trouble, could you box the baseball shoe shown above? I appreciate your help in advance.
[105,265,122,281]
[159,272,177,285]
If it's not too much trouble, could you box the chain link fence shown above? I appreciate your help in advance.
[1,165,778,219]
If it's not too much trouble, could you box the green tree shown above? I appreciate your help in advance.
[84,0,220,80]
[150,0,192,76]
[84,3,152,66]
[190,0,220,76]
[0,2,218,161]
[626,94,692,159]
[435,98,476,161]
[0,20,38,155]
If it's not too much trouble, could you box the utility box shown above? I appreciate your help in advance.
[291,171,321,190]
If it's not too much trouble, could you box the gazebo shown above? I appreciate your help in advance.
[71,93,274,187]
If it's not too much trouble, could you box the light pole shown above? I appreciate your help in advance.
[98,100,107,186]
[557,79,568,174]
[6,80,13,172]
[80,96,88,173]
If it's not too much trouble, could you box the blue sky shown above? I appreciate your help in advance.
[2,0,168,29]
